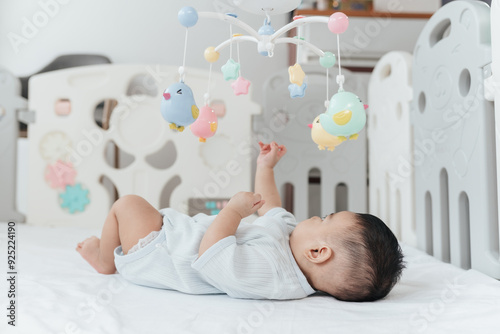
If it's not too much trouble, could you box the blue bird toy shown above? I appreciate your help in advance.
[161,82,199,132]
[319,90,367,141]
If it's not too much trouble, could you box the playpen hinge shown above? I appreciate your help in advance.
[483,63,497,102]
[17,109,36,124]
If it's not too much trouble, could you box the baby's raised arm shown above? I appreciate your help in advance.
[198,192,264,257]
[255,141,287,216]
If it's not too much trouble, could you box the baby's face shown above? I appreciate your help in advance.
[290,211,358,247]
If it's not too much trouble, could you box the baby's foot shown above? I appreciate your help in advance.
[76,236,106,273]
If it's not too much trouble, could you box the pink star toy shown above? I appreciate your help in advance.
[231,76,251,96]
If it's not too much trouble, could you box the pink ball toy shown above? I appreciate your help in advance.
[328,12,349,34]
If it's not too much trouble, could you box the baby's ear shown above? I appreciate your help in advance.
[305,246,332,264]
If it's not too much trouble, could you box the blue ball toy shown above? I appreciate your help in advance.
[320,52,336,68]
[178,6,198,28]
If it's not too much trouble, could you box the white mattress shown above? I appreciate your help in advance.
[1,222,500,334]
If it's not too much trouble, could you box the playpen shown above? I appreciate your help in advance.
[1,1,500,333]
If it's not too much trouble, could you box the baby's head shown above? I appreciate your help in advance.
[290,211,404,302]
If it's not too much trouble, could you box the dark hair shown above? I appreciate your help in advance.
[334,213,405,302]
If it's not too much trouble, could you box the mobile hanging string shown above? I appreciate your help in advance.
[336,34,344,92]
[205,63,213,106]
[180,27,189,83]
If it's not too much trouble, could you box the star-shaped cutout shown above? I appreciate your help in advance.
[221,59,240,81]
[231,76,251,95]
[288,63,306,86]
[288,83,307,98]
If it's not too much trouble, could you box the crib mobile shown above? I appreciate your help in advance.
[161,0,367,149]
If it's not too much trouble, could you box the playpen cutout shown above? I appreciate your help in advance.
[126,74,158,97]
[385,172,391,228]
[376,188,381,217]
[429,19,451,48]
[282,183,294,214]
[458,191,471,269]
[380,64,392,80]
[308,168,321,217]
[395,102,403,121]
[104,140,135,169]
[459,68,471,97]
[418,92,426,113]
[99,175,119,209]
[94,99,118,130]
[159,175,182,208]
[425,191,433,255]
[440,168,451,263]
[395,189,402,240]
[411,189,417,234]
[145,140,177,170]
[335,183,348,212]
[371,114,377,129]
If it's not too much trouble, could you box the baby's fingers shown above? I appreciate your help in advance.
[270,142,286,158]
[252,193,262,205]
[277,145,287,157]
[252,199,265,212]
[259,142,271,153]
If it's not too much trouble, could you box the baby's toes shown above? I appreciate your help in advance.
[76,237,94,250]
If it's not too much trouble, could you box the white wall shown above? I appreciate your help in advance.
[0,0,289,105]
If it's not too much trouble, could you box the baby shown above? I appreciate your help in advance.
[77,141,404,302]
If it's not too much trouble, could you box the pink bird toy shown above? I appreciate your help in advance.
[190,105,218,142]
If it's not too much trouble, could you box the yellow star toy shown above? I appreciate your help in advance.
[288,63,306,86]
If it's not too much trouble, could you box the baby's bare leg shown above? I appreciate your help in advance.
[76,195,163,274]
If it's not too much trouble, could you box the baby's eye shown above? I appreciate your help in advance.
[322,213,334,220]
[177,89,182,94]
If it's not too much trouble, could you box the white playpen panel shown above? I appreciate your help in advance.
[27,64,260,227]
[367,51,416,247]
[412,1,500,278]
[256,66,368,222]
[0,67,25,223]
[486,0,500,260]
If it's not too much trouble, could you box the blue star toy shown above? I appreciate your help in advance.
[288,82,307,98]
[221,59,240,81]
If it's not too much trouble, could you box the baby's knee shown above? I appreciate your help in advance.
[112,194,146,211]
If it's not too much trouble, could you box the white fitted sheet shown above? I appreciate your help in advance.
[1,222,500,334]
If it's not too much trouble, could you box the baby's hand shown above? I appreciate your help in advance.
[226,192,264,219]
[257,141,287,169]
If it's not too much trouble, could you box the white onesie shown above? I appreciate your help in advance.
[114,207,315,300]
